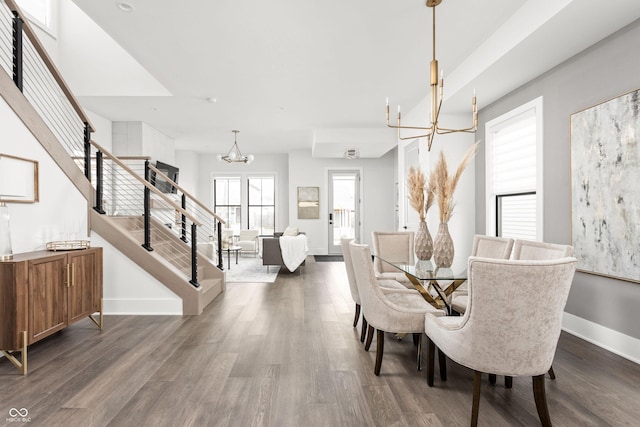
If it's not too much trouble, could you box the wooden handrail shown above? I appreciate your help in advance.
[148,164,225,225]
[90,141,202,227]
[72,155,151,161]
[4,0,95,132]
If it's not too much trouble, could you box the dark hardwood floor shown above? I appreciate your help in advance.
[1,258,639,426]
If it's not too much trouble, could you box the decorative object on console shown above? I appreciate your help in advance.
[0,153,39,260]
[46,240,91,251]
[431,143,479,268]
[408,166,433,260]
[570,88,640,283]
[216,130,254,164]
[385,0,477,152]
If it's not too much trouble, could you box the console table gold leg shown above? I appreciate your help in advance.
[1,331,28,375]
[89,299,104,330]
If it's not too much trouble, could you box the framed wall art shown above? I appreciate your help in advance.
[0,153,39,203]
[570,88,640,283]
[297,186,319,219]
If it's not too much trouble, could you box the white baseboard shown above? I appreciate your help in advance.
[562,312,640,364]
[103,298,182,315]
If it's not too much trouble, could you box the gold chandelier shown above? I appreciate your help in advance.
[386,0,477,152]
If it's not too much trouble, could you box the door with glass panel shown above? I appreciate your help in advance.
[328,170,360,254]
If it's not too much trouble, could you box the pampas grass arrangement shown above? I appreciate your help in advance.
[408,166,426,221]
[431,142,479,223]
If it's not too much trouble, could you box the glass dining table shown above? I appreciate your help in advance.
[374,257,467,315]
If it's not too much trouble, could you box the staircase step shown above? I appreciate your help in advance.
[198,277,223,311]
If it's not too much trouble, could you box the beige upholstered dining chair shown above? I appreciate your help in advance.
[424,256,577,426]
[350,241,445,375]
[371,231,415,288]
[451,234,514,314]
[340,237,409,342]
[513,239,573,260]
[510,238,573,382]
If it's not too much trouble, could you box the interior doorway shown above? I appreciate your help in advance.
[328,170,360,254]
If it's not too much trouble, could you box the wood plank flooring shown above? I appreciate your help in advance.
[1,258,639,426]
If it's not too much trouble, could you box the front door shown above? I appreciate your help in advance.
[328,170,360,254]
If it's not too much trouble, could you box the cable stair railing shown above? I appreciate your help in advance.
[0,0,226,303]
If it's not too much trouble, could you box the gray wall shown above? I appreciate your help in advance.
[475,19,640,339]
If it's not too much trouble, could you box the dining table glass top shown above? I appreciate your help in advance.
[373,256,467,314]
[374,257,467,281]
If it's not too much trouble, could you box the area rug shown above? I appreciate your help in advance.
[314,255,344,262]
[224,255,278,283]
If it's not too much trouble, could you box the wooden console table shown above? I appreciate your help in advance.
[0,247,103,375]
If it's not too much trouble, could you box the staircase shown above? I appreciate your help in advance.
[0,0,225,315]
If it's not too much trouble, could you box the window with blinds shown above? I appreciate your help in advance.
[485,97,542,240]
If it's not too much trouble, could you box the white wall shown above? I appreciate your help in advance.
[92,233,181,315]
[0,95,87,252]
[397,97,477,271]
[190,152,290,232]
[476,20,640,354]
[288,149,396,254]
[112,121,176,164]
[86,109,112,152]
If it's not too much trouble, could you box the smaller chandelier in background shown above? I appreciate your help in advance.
[386,0,477,152]
[216,130,254,164]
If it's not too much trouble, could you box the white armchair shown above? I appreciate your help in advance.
[236,229,259,256]
[424,256,577,426]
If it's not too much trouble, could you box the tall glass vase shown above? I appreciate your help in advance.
[433,222,454,268]
[414,220,433,261]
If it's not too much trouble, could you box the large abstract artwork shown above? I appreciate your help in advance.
[570,89,640,283]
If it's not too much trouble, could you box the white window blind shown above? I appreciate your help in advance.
[486,98,541,240]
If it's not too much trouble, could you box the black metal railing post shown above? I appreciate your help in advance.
[84,123,92,180]
[93,150,106,214]
[180,194,188,243]
[142,160,153,251]
[189,223,199,287]
[12,12,23,91]
[216,220,223,270]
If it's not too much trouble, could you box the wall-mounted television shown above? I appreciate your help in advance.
[152,161,179,194]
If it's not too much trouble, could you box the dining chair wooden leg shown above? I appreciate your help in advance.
[360,317,368,342]
[532,374,552,427]
[374,329,385,376]
[471,371,482,427]
[488,374,496,385]
[416,333,423,371]
[548,366,556,380]
[505,376,513,388]
[364,324,375,351]
[438,348,447,381]
[353,303,361,328]
[427,338,435,387]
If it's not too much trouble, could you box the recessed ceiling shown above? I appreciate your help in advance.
[68,0,640,157]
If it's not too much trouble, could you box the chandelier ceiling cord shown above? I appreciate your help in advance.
[386,0,478,152]
[216,130,254,164]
